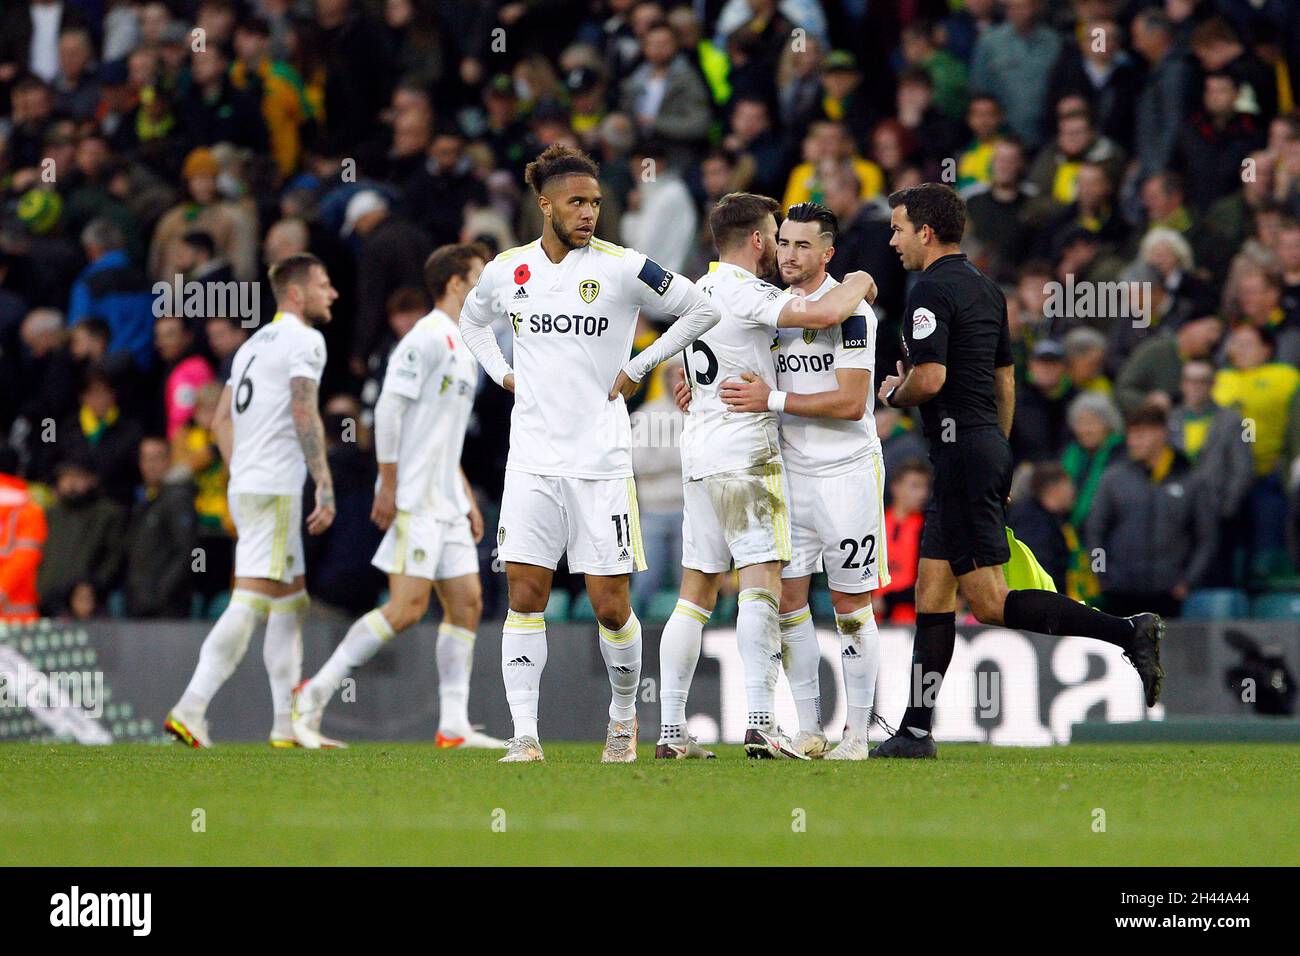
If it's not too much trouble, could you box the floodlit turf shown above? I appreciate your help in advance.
[1,742,1296,866]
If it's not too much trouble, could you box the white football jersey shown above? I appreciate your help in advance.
[227,311,327,495]
[460,236,706,479]
[679,261,794,480]
[379,309,478,520]
[775,273,881,476]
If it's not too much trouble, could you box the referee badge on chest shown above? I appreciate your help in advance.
[579,279,600,303]
[912,307,937,339]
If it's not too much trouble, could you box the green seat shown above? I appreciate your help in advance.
[811,590,835,621]
[569,592,597,622]
[1250,592,1300,619]
[645,589,680,624]
[1181,588,1249,621]
[207,590,231,620]
[544,590,571,620]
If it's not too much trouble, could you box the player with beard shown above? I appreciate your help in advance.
[166,254,339,748]
[871,184,1164,759]
[714,202,885,759]
[655,192,877,759]
[458,145,722,763]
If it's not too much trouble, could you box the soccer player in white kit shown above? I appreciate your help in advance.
[458,144,722,763]
[290,243,505,750]
[719,203,888,760]
[655,192,877,760]
[165,254,338,748]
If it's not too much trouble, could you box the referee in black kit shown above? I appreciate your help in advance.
[871,183,1164,759]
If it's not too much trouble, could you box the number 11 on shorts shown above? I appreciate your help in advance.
[611,513,631,547]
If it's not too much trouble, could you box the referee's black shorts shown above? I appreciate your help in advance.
[919,425,1012,576]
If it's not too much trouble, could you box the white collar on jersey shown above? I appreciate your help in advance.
[272,310,303,325]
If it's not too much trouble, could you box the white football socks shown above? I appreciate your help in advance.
[305,607,395,710]
[175,589,268,717]
[437,621,476,735]
[836,604,881,738]
[599,612,642,722]
[264,590,309,740]
[779,605,822,733]
[658,599,709,741]
[501,610,546,740]
[738,587,780,731]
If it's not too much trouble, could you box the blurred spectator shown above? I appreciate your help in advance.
[1045,16,1141,153]
[1188,17,1277,124]
[177,43,269,154]
[901,20,968,121]
[1178,71,1266,212]
[0,446,46,624]
[720,95,786,199]
[55,365,143,508]
[1060,392,1125,534]
[203,314,248,383]
[149,147,257,283]
[1131,8,1192,179]
[69,218,156,371]
[875,458,931,624]
[955,94,1005,191]
[171,380,232,611]
[1115,315,1224,415]
[1011,339,1077,463]
[37,453,125,618]
[344,189,434,374]
[1087,404,1215,619]
[621,140,696,275]
[1028,106,1126,211]
[876,406,928,490]
[812,50,876,150]
[964,138,1036,281]
[1233,269,1300,366]
[1008,461,1075,593]
[1063,326,1111,396]
[969,0,1062,150]
[630,361,684,615]
[403,125,489,248]
[124,435,196,617]
[304,393,384,615]
[359,286,428,429]
[894,67,963,172]
[784,119,883,211]
[618,20,711,166]
[1169,358,1254,585]
[154,314,215,441]
[53,25,100,121]
[229,15,316,178]
[1213,323,1300,577]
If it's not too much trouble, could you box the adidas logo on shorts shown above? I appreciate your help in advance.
[617,548,629,561]
[612,665,634,674]
[506,656,534,666]
[843,645,860,658]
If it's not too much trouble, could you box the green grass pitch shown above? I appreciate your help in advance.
[2,743,1296,866]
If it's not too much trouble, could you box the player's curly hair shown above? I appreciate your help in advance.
[524,144,600,196]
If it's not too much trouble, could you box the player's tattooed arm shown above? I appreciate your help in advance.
[995,364,1015,439]
[213,384,234,464]
[290,376,336,534]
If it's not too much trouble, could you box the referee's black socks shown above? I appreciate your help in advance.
[898,611,957,737]
[1002,589,1134,650]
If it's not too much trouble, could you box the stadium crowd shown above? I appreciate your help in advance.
[0,0,1298,626]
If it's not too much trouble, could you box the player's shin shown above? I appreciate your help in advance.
[659,599,709,743]
[599,612,642,722]
[264,590,309,741]
[835,604,880,738]
[175,589,268,718]
[898,610,956,737]
[737,587,781,731]
[305,608,396,709]
[436,622,476,736]
[501,610,547,740]
[779,605,821,733]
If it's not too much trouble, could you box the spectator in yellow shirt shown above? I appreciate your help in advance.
[1212,323,1300,579]
[782,119,883,210]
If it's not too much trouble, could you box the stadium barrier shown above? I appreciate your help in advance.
[0,617,1295,745]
